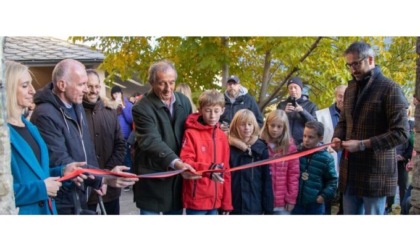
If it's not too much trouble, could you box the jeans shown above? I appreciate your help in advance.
[292,203,325,215]
[401,185,412,215]
[140,209,183,215]
[343,188,387,215]
[185,209,218,215]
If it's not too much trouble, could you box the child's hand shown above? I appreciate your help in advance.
[327,146,336,153]
[285,204,295,212]
[220,122,230,134]
[316,195,324,204]
[211,173,224,183]
[331,138,342,151]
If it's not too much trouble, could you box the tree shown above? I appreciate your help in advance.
[71,36,417,111]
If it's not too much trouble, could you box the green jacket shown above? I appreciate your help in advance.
[296,147,338,207]
[132,90,192,212]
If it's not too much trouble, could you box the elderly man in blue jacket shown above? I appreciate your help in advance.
[31,59,137,214]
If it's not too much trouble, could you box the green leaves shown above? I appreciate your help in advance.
[70,36,417,111]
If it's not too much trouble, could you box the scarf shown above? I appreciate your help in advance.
[229,135,259,156]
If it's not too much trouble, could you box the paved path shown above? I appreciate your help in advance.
[119,188,139,215]
[118,189,402,215]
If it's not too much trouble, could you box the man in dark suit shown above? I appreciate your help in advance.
[332,41,409,215]
[132,60,199,215]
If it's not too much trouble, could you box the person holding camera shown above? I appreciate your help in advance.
[277,77,318,145]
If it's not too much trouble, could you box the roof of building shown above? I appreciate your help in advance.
[3,36,104,65]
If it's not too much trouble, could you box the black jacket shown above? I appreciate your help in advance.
[277,96,317,145]
[83,97,126,204]
[31,82,101,214]
[229,139,274,214]
[220,92,264,128]
[132,90,192,212]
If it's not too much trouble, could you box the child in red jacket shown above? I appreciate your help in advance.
[180,89,232,215]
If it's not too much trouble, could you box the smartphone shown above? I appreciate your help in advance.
[291,97,297,107]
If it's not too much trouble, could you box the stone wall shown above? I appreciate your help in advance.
[0,36,17,214]
[409,37,420,214]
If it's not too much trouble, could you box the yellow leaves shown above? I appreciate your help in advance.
[69,36,417,109]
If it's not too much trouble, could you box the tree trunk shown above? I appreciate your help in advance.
[410,37,420,214]
[258,49,272,106]
[259,37,323,110]
[221,37,229,89]
[0,37,17,214]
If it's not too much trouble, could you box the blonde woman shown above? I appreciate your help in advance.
[5,61,86,215]
[176,83,197,112]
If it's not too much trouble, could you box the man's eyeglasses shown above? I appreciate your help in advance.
[227,82,239,86]
[345,57,366,69]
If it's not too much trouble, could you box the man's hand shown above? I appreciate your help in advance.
[341,140,360,153]
[331,138,342,151]
[103,166,139,188]
[294,101,303,112]
[63,161,93,187]
[94,184,108,196]
[175,161,202,180]
[285,103,296,113]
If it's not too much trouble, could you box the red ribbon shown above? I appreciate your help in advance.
[228,143,330,173]
[57,143,331,182]
[57,168,184,182]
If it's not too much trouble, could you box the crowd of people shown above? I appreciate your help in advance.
[4,41,413,215]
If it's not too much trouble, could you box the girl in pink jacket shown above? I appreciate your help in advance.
[261,109,300,214]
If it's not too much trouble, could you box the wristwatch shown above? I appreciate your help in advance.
[359,140,365,151]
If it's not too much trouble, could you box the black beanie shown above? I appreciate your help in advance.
[287,77,303,90]
[111,86,122,96]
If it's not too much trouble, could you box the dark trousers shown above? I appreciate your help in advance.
[324,199,332,215]
[401,185,412,215]
[292,203,325,215]
[57,207,97,215]
[124,143,133,173]
[337,192,344,215]
[88,198,120,215]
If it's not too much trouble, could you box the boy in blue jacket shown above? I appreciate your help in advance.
[293,121,338,215]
